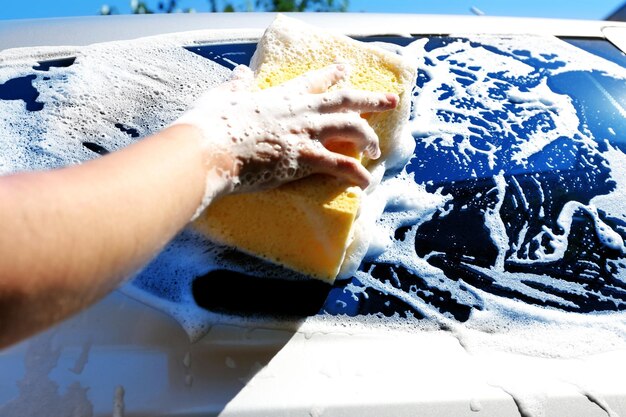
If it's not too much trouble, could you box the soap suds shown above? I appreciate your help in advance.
[495,384,546,417]
[225,356,237,369]
[469,398,482,412]
[3,28,626,396]
[578,389,620,417]
[68,339,92,375]
[113,385,125,417]
[173,62,375,209]
[0,31,235,175]
[0,334,94,416]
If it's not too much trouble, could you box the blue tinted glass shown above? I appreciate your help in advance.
[184,36,626,320]
[185,43,257,70]
[7,37,626,321]
[565,38,626,67]
[5,35,625,323]
[146,37,626,321]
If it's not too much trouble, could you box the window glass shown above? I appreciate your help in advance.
[181,36,626,321]
[3,34,626,329]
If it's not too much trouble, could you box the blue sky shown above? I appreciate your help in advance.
[1,0,624,20]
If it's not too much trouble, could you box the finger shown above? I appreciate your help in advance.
[281,64,348,94]
[231,65,254,82]
[223,65,255,92]
[299,143,372,189]
[317,90,398,114]
[313,113,381,159]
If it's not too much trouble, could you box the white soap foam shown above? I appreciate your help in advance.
[483,172,508,270]
[417,36,621,303]
[575,387,620,417]
[173,62,390,216]
[469,398,482,412]
[0,31,237,175]
[3,29,626,380]
[303,35,626,376]
[495,383,547,417]
[464,34,626,79]
[407,38,599,169]
[112,385,125,417]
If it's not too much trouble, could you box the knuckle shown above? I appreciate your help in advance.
[354,115,372,132]
[336,155,357,170]
[338,90,356,106]
[335,114,359,132]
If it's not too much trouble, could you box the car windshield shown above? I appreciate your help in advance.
[2,32,626,342]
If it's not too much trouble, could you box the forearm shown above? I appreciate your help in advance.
[0,64,396,348]
[0,124,220,347]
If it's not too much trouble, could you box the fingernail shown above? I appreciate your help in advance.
[336,64,345,71]
[386,93,398,103]
[366,143,381,160]
[360,173,372,189]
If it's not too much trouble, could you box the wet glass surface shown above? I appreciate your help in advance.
[185,36,626,320]
[4,35,626,322]
[0,57,76,112]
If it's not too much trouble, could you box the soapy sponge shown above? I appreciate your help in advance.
[193,15,415,281]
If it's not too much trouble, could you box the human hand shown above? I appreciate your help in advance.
[173,64,398,197]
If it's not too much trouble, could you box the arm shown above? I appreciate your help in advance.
[0,64,397,348]
[0,124,210,348]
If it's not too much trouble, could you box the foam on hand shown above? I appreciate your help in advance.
[193,15,416,281]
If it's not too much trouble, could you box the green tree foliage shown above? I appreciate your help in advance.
[100,0,347,15]
[253,0,347,12]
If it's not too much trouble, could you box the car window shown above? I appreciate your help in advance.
[3,34,626,339]
[146,36,626,323]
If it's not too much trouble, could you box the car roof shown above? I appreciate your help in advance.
[2,12,626,51]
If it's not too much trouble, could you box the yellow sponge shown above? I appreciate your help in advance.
[193,15,415,281]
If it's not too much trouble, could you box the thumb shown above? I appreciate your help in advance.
[228,65,255,91]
